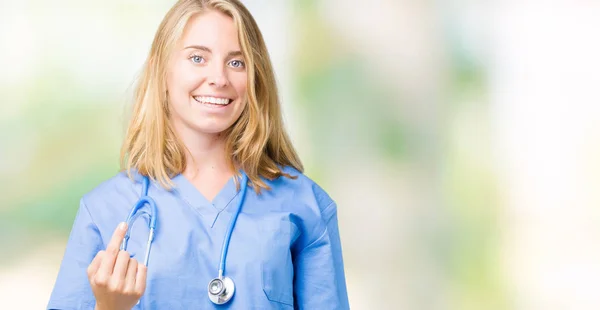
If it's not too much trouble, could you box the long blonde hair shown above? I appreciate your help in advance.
[120,0,302,192]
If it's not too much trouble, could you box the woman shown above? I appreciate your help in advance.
[47,0,349,309]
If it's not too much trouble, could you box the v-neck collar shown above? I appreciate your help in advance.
[171,174,239,227]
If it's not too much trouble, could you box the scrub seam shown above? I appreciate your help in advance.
[295,219,330,256]
[81,197,101,234]
[322,201,338,224]
[173,188,206,219]
[295,201,338,256]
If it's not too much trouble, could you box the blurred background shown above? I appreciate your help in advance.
[1,0,600,309]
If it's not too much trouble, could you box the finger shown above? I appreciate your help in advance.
[107,222,128,252]
[124,258,139,293]
[112,250,131,280]
[87,250,105,279]
[98,222,127,275]
[134,265,147,295]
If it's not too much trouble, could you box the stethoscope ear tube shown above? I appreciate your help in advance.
[120,177,158,267]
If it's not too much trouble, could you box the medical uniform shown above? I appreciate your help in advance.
[47,166,349,309]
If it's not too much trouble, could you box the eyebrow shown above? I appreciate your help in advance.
[184,45,243,58]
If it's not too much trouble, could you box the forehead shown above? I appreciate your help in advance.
[180,10,240,49]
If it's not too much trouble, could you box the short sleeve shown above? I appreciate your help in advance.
[47,198,102,310]
[293,202,350,310]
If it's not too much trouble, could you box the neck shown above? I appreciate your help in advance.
[184,137,230,177]
[173,123,232,180]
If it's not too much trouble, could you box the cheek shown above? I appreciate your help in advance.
[166,71,182,101]
[167,63,198,94]
[232,74,248,98]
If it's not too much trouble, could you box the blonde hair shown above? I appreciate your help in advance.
[120,0,302,192]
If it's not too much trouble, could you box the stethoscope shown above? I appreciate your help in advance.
[120,172,249,305]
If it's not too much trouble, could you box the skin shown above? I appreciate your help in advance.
[88,10,249,309]
[88,223,146,310]
[167,10,248,201]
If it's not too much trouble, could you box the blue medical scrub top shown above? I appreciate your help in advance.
[47,166,349,309]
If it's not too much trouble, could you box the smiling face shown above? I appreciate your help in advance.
[166,10,248,138]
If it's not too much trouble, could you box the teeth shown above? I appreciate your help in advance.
[194,96,230,105]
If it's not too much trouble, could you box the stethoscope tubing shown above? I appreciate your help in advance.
[218,172,248,278]
[121,176,158,266]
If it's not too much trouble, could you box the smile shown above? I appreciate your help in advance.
[193,96,233,106]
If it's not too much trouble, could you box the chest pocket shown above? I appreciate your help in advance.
[259,219,298,307]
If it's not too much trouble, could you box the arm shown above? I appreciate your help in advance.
[47,198,102,310]
[293,202,350,310]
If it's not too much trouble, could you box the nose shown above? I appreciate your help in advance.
[207,63,229,88]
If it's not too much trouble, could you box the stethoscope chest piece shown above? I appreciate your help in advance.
[208,277,235,304]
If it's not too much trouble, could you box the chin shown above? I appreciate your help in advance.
[191,120,236,135]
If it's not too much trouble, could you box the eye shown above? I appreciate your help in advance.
[228,59,245,68]
[189,55,205,64]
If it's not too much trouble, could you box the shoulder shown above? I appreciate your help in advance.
[264,166,337,221]
[264,166,340,251]
[78,170,146,230]
[81,170,141,205]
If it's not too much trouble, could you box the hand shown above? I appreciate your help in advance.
[87,222,147,310]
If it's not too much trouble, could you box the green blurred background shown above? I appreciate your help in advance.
[2,1,600,309]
